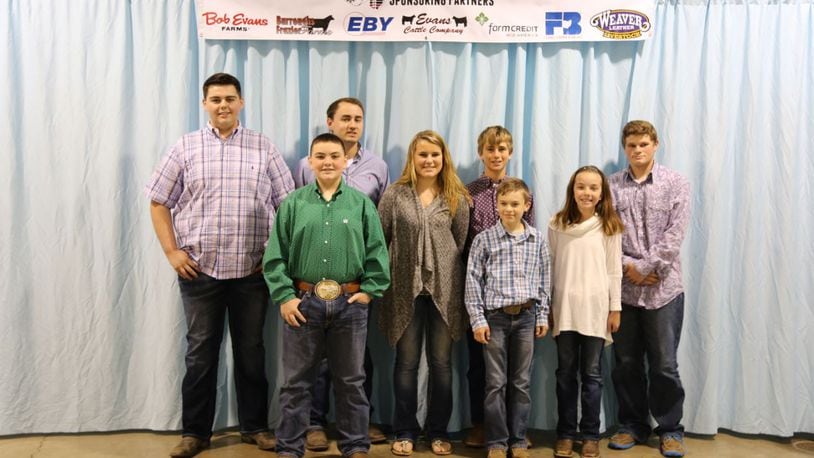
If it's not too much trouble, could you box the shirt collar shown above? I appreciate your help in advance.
[206,121,241,139]
[348,144,366,166]
[497,220,533,240]
[624,162,660,184]
[480,174,508,186]
[312,179,345,201]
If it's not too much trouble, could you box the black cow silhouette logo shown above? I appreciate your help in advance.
[310,15,334,32]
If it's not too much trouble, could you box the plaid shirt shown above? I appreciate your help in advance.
[145,123,294,279]
[465,221,551,330]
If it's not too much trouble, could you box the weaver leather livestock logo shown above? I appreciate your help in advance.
[590,9,650,39]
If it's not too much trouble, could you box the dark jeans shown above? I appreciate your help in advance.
[276,292,370,457]
[612,293,685,441]
[178,272,270,439]
[483,308,536,450]
[555,331,605,441]
[308,314,375,429]
[466,327,486,425]
[393,295,453,441]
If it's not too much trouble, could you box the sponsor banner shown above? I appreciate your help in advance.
[195,0,655,43]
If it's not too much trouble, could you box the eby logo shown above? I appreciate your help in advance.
[545,12,581,35]
[345,14,394,34]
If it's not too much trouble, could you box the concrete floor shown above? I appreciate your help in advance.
[1,429,813,457]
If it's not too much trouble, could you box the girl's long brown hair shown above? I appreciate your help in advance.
[554,165,624,236]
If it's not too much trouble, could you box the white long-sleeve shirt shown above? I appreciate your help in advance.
[548,215,622,343]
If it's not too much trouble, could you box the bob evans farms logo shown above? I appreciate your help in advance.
[201,11,270,31]
[590,9,650,39]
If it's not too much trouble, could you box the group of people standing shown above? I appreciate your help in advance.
[146,73,691,458]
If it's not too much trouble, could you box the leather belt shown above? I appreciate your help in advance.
[295,279,361,301]
[502,301,533,315]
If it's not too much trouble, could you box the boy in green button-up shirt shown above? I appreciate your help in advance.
[263,133,389,458]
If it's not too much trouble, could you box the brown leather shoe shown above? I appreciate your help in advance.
[241,431,276,451]
[169,436,210,457]
[464,423,485,448]
[582,439,600,458]
[487,448,507,458]
[510,447,529,458]
[306,428,330,451]
[553,438,573,458]
[369,424,387,443]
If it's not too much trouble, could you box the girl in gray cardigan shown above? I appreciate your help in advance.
[378,130,470,456]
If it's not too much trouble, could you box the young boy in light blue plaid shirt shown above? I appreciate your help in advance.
[464,177,551,458]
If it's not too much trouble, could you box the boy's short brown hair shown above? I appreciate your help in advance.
[621,120,659,145]
[496,177,531,203]
[310,133,346,156]
[477,125,513,154]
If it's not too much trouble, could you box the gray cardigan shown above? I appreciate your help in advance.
[377,183,470,346]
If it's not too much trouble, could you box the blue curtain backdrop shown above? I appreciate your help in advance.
[1,0,812,436]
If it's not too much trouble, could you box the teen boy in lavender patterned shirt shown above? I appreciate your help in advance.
[464,126,534,448]
[608,120,691,458]
[291,98,390,449]
[146,73,293,457]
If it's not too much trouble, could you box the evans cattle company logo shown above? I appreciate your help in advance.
[201,11,270,31]
[402,13,467,36]
[590,9,650,39]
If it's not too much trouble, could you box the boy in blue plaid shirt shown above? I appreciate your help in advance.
[464,177,551,458]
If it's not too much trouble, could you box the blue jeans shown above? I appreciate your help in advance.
[466,327,486,425]
[393,295,453,441]
[483,308,535,450]
[612,293,685,441]
[178,272,270,439]
[555,331,605,441]
[276,292,369,457]
[309,313,376,429]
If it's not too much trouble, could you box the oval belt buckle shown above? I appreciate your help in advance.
[314,279,342,301]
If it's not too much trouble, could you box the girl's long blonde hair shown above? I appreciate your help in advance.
[396,130,471,215]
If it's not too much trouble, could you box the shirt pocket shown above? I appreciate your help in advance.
[243,160,272,204]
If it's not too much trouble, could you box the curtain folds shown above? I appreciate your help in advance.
[1,0,812,436]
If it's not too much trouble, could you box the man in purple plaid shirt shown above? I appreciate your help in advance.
[145,73,294,458]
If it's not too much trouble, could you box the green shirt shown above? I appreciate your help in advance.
[263,180,390,304]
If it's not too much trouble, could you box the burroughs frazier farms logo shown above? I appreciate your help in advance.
[590,9,650,39]
[201,11,270,32]
[276,15,335,35]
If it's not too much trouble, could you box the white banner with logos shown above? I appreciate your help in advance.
[195,0,656,43]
